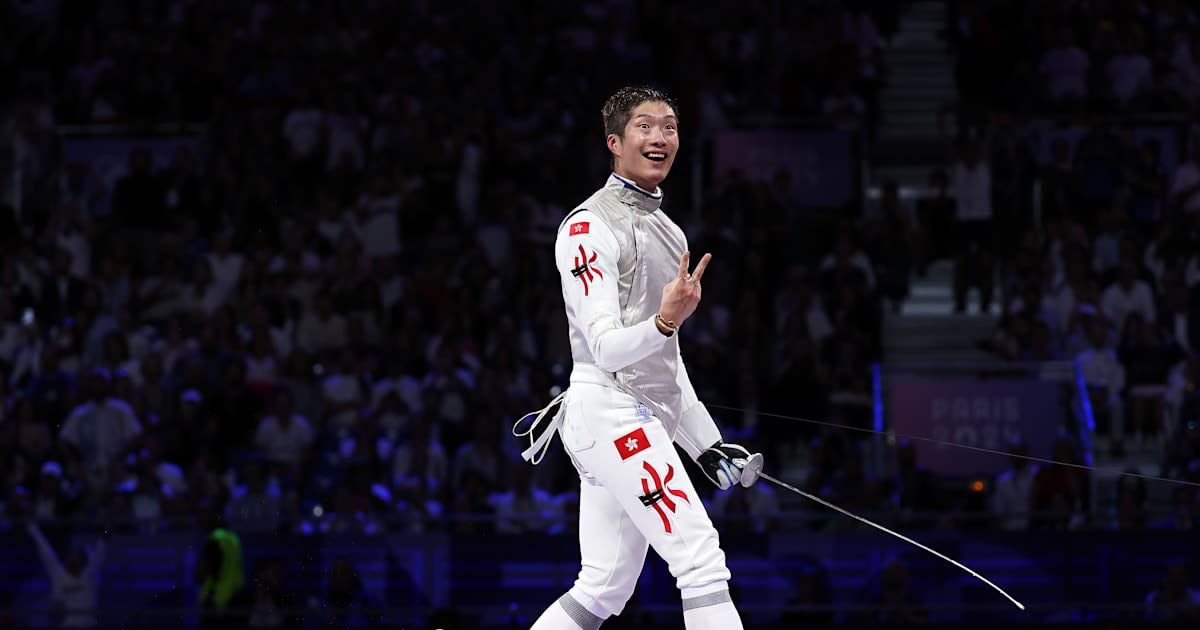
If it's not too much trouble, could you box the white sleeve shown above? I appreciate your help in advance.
[555,211,669,372]
[674,348,724,461]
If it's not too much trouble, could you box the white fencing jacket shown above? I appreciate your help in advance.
[520,173,722,464]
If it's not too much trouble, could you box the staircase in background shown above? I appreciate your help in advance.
[878,0,956,144]
[868,0,956,197]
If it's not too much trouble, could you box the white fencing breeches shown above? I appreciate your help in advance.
[532,383,736,626]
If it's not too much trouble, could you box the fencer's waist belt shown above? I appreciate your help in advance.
[568,363,618,387]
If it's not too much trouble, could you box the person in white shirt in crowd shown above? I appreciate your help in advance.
[321,348,366,432]
[1039,28,1090,109]
[391,419,447,504]
[1091,208,1124,279]
[295,291,347,356]
[182,259,227,318]
[1106,33,1154,110]
[951,138,994,313]
[26,520,107,628]
[58,367,142,494]
[254,387,315,478]
[818,235,877,291]
[490,460,560,535]
[205,229,244,297]
[54,204,91,280]
[281,87,325,164]
[1101,259,1156,333]
[990,438,1038,531]
[390,418,447,534]
[324,93,366,173]
[1076,318,1128,456]
[243,332,279,386]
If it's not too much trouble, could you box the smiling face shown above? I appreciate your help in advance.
[603,87,680,192]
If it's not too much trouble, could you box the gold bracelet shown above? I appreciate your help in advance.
[655,313,677,334]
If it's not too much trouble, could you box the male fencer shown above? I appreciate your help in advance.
[522,86,763,630]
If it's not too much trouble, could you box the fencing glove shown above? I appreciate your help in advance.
[697,442,763,490]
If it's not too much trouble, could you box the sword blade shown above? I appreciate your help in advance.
[757,471,1025,611]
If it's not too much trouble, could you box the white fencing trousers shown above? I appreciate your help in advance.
[531,383,741,628]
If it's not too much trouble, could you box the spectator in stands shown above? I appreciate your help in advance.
[321,348,365,433]
[1039,28,1090,111]
[1030,436,1089,530]
[1106,31,1154,111]
[26,520,107,628]
[490,460,558,535]
[390,418,446,507]
[951,138,994,314]
[58,367,142,495]
[254,388,314,480]
[1101,260,1156,333]
[1076,317,1128,456]
[30,461,77,523]
[195,518,246,629]
[1145,563,1200,622]
[887,439,943,528]
[1118,313,1187,451]
[1111,471,1148,530]
[991,438,1037,530]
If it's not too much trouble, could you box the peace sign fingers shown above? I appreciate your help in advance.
[688,253,712,283]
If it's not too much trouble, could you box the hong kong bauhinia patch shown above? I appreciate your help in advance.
[614,427,649,460]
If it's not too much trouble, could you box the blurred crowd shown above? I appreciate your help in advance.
[948,0,1200,133]
[903,0,1200,533]
[0,0,907,545]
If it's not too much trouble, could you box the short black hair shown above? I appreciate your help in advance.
[602,85,679,139]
